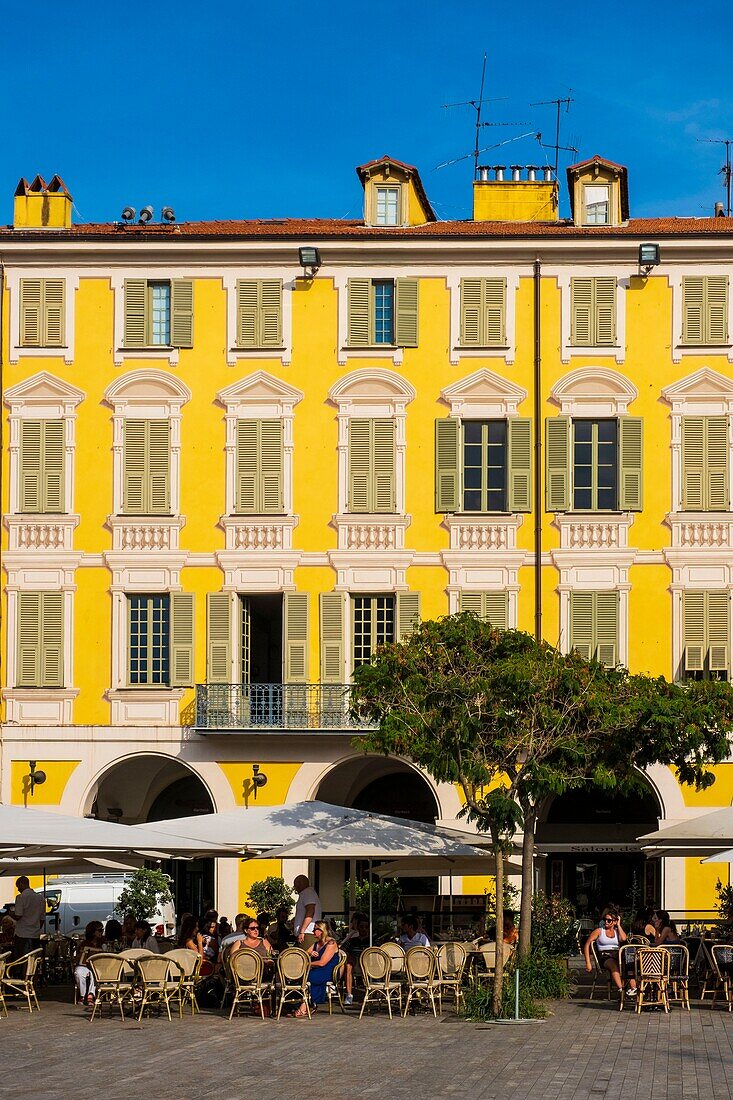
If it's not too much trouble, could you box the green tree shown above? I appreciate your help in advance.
[114,868,173,922]
[246,876,294,917]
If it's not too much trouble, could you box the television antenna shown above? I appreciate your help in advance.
[529,95,577,174]
[697,137,733,217]
[441,53,529,178]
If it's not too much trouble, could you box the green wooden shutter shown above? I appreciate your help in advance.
[171,279,194,348]
[347,279,371,346]
[618,416,643,511]
[17,592,42,687]
[460,592,508,629]
[235,420,259,513]
[681,417,705,510]
[507,417,532,512]
[682,591,706,673]
[260,419,284,513]
[147,420,171,514]
[348,418,373,513]
[20,279,43,346]
[707,591,730,673]
[458,592,485,616]
[682,277,704,344]
[43,279,65,346]
[706,276,728,344]
[320,592,345,683]
[43,419,65,512]
[483,278,506,346]
[595,591,619,667]
[460,278,482,345]
[236,280,259,347]
[546,417,571,512]
[372,419,396,512]
[40,592,64,687]
[260,280,283,346]
[124,279,147,347]
[396,592,421,641]
[706,416,729,511]
[206,593,232,683]
[435,418,460,512]
[19,420,43,512]
[594,278,617,345]
[17,592,64,688]
[571,278,593,345]
[569,592,595,661]
[170,592,195,686]
[395,278,418,347]
[284,592,309,684]
[123,419,147,514]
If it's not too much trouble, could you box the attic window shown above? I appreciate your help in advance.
[583,184,610,225]
[375,185,401,226]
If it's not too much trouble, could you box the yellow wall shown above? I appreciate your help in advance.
[10,760,80,805]
[473,180,558,222]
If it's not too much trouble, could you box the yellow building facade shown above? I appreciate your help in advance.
[2,159,732,922]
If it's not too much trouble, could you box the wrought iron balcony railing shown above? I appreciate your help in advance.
[194,683,374,733]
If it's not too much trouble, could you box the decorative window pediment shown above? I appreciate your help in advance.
[4,371,85,416]
[441,368,527,419]
[329,368,415,417]
[217,370,303,419]
[104,369,192,415]
[662,367,733,414]
[551,367,637,417]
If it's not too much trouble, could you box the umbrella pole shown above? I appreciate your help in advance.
[349,859,356,917]
[43,867,47,935]
[449,872,453,932]
[369,859,373,946]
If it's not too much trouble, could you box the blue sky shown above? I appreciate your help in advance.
[3,0,732,225]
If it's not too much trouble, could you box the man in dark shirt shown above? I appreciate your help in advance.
[266,906,293,952]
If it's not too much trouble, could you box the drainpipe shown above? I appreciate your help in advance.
[533,258,542,641]
[0,257,4,796]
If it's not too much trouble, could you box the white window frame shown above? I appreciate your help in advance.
[374,185,402,227]
[582,184,610,226]
[551,268,628,364]
[335,271,408,366]
[668,268,733,363]
[6,271,78,365]
[223,271,294,366]
[662,367,733,514]
[447,269,521,365]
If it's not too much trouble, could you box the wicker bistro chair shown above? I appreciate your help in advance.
[697,938,718,1001]
[228,948,273,1020]
[326,950,347,1016]
[711,945,733,1011]
[164,949,201,1016]
[88,954,134,1022]
[589,941,614,1001]
[381,941,406,978]
[618,944,640,1012]
[359,947,403,1019]
[0,951,11,1018]
[403,946,438,1018]
[0,950,42,1014]
[136,955,182,1021]
[275,947,311,1020]
[666,944,691,1011]
[436,942,468,1012]
[636,948,670,1014]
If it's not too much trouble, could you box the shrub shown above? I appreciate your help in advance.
[461,947,569,1021]
[246,876,294,917]
[531,891,577,956]
[715,879,733,939]
[114,868,173,922]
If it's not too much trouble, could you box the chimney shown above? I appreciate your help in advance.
[473,164,558,223]
[715,201,726,218]
[13,175,73,229]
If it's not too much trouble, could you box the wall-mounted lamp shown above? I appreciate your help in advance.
[27,761,46,796]
[298,246,322,279]
[639,242,661,277]
[251,764,268,800]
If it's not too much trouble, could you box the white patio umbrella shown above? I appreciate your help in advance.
[372,856,520,877]
[0,855,146,877]
[638,806,733,858]
[702,849,733,863]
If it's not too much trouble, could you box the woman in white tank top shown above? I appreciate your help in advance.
[584,911,637,997]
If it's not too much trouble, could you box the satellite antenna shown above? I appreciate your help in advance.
[697,137,733,217]
[529,94,577,175]
[440,53,528,178]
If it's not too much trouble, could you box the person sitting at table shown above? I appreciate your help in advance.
[584,909,636,998]
[631,908,657,944]
[120,912,137,948]
[178,914,199,952]
[74,921,104,1006]
[196,915,219,975]
[0,914,16,949]
[256,912,271,939]
[218,913,246,956]
[266,907,293,952]
[341,914,370,1006]
[231,914,273,960]
[132,920,160,954]
[399,915,431,950]
[103,918,122,948]
[291,920,338,1018]
[502,911,519,949]
[654,910,682,946]
[218,915,232,939]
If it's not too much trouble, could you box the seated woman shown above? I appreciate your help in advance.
[230,914,273,962]
[74,921,104,1006]
[584,909,637,999]
[196,915,219,975]
[630,908,657,944]
[103,918,122,949]
[132,920,160,954]
[292,920,338,1018]
[654,911,682,946]
[178,914,199,952]
[0,914,16,949]
[502,911,519,949]
[120,912,137,948]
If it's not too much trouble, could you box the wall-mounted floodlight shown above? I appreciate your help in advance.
[298,246,322,278]
[138,205,154,224]
[639,242,661,276]
[161,207,176,223]
[121,207,136,223]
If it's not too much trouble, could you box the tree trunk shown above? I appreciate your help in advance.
[492,835,505,1018]
[518,806,537,959]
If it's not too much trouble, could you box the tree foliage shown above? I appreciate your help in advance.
[246,876,294,917]
[114,868,173,922]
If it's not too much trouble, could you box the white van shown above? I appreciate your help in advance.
[43,874,176,937]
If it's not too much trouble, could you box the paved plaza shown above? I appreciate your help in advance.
[1,991,731,1100]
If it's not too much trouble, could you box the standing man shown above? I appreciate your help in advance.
[12,876,45,959]
[293,875,321,950]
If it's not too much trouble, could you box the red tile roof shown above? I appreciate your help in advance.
[567,154,627,174]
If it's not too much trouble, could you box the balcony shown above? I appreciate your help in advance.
[193,683,375,734]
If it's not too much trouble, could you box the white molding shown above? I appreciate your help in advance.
[440,367,527,418]
[6,271,78,364]
[109,273,179,366]
[550,366,638,417]
[216,370,303,516]
[446,270,521,365]
[666,269,733,363]
[220,515,299,551]
[328,552,414,592]
[332,514,411,552]
[553,513,635,550]
[441,545,524,622]
[2,688,79,726]
[333,272,405,367]
[215,551,301,592]
[553,549,636,666]
[329,368,415,515]
[104,369,191,517]
[667,573,733,681]
[222,272,294,366]
[106,689,185,726]
[552,270,627,364]
[3,556,81,694]
[442,514,523,552]
[106,515,186,551]
[4,515,80,551]
[661,368,733,512]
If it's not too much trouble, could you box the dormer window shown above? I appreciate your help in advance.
[567,155,628,228]
[583,185,610,225]
[375,185,401,226]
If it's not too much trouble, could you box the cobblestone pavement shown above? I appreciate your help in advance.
[1,990,731,1100]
